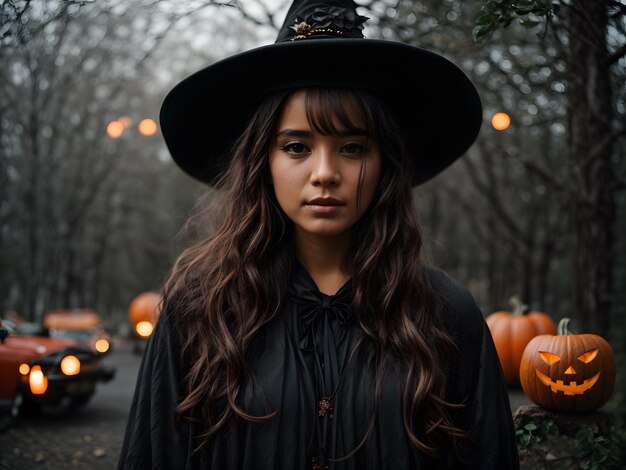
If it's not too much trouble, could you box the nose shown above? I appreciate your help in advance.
[309,148,340,187]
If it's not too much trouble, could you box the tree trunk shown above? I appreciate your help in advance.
[24,69,42,323]
[564,0,615,336]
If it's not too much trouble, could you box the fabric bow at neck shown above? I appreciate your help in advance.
[288,263,353,351]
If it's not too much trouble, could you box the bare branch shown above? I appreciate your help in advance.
[511,153,567,192]
[581,126,626,171]
[608,43,626,65]
[461,148,530,250]
[439,179,523,259]
[558,1,607,48]
[608,0,626,19]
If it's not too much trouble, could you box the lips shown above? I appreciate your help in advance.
[305,197,344,206]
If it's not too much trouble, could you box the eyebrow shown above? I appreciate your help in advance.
[276,128,369,138]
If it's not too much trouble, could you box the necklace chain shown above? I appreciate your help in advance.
[311,334,365,469]
[315,334,363,419]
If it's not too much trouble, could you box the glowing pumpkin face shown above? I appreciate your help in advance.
[520,319,616,412]
[534,348,600,396]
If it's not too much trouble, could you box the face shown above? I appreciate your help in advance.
[269,91,381,239]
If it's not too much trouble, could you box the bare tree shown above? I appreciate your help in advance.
[0,0,283,322]
[474,0,626,335]
[361,0,574,316]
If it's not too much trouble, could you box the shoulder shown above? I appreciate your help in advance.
[151,294,186,350]
[424,266,475,311]
[423,266,485,343]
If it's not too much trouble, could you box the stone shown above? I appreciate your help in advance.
[93,448,106,458]
[513,404,613,438]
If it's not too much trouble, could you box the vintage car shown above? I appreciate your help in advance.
[0,321,115,430]
[43,309,112,355]
[128,292,162,340]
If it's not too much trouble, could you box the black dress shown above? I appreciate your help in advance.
[118,264,519,469]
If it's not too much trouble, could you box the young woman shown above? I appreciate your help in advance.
[119,1,518,469]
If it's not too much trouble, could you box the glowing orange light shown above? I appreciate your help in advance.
[29,365,48,395]
[95,339,110,353]
[539,351,561,365]
[107,121,125,138]
[19,363,30,375]
[492,112,511,131]
[118,116,132,128]
[564,366,577,375]
[136,321,154,337]
[578,349,599,364]
[60,355,81,376]
[138,118,158,136]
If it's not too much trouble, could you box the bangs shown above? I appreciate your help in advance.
[303,88,373,137]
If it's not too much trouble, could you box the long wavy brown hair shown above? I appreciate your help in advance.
[163,87,467,457]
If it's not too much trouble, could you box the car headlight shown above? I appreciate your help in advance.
[19,363,30,375]
[60,355,81,376]
[95,339,110,353]
[135,321,154,337]
[29,365,48,394]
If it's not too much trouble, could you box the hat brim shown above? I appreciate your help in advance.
[160,38,482,186]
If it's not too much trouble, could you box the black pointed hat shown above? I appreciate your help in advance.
[160,0,482,185]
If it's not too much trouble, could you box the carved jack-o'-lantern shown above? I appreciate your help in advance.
[520,318,616,412]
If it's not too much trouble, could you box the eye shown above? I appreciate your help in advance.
[577,349,599,363]
[281,142,310,156]
[539,351,561,364]
[341,142,367,156]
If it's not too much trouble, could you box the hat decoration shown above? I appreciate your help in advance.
[160,0,482,186]
[288,6,368,40]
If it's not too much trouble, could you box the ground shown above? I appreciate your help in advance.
[0,339,532,469]
[0,339,141,469]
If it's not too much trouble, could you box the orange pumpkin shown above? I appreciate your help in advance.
[486,296,557,386]
[128,292,162,338]
[520,318,615,412]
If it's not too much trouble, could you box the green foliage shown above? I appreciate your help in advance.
[516,417,626,469]
[516,419,558,450]
[574,427,612,469]
[473,0,554,41]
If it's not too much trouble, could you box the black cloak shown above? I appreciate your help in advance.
[118,264,519,469]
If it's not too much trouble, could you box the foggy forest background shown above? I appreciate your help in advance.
[1,0,624,369]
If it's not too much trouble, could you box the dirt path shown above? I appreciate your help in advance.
[0,340,142,470]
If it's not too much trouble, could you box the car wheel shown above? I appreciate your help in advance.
[0,390,24,432]
[10,390,23,419]
[70,394,92,408]
[21,398,42,416]
[0,414,11,432]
